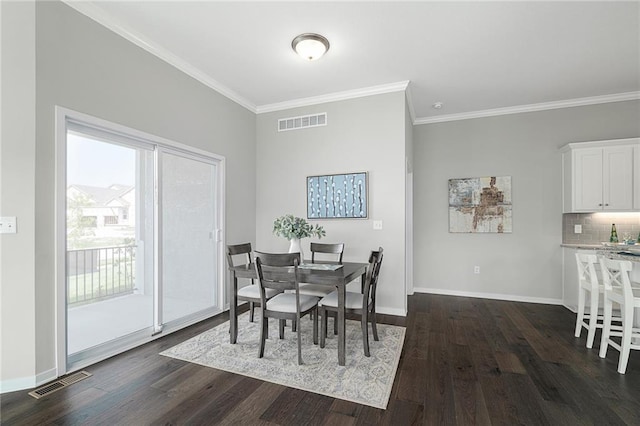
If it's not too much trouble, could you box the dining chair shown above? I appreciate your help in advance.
[574,253,608,348]
[297,242,345,298]
[598,256,640,374]
[226,243,280,323]
[254,251,319,365]
[318,247,383,357]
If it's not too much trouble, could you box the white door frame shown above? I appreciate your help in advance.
[54,106,225,376]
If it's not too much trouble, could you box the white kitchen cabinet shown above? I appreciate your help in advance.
[562,138,638,213]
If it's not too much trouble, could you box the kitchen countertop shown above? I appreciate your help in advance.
[561,243,640,262]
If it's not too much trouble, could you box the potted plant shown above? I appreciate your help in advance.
[273,214,325,259]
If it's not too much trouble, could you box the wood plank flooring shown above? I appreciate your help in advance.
[2,294,639,425]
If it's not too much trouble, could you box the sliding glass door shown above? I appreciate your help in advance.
[61,111,223,372]
[160,150,218,324]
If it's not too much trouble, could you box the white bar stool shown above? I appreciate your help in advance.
[574,253,605,348]
[598,257,640,374]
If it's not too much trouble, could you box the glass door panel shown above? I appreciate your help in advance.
[66,131,155,364]
[160,151,217,324]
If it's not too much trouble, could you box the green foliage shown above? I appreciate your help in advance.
[67,193,96,248]
[273,214,325,240]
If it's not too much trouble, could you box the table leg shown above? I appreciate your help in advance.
[338,282,345,366]
[230,273,238,344]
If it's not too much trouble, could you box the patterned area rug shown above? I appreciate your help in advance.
[160,312,405,409]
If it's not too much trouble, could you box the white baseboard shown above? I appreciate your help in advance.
[413,287,563,306]
[1,375,36,394]
[1,367,61,394]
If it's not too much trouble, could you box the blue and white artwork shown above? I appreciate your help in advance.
[307,172,368,219]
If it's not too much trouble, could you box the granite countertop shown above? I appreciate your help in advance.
[561,243,640,262]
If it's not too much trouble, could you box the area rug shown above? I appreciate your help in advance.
[160,312,405,409]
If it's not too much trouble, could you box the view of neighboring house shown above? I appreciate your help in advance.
[67,183,135,232]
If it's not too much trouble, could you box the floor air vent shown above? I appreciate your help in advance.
[278,112,327,132]
[28,371,92,399]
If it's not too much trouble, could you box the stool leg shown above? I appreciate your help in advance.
[575,287,585,338]
[618,304,633,374]
[599,296,613,359]
[586,289,598,349]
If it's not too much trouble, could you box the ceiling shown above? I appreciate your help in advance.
[67,1,640,123]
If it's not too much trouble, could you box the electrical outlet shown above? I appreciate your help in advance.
[373,220,383,230]
[0,217,17,234]
[474,266,480,274]
[574,224,582,234]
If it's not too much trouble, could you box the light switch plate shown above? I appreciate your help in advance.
[574,224,582,234]
[373,220,383,230]
[0,217,17,234]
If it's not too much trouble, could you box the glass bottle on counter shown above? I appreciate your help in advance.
[609,223,618,243]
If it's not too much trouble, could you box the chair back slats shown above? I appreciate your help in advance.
[599,257,634,299]
[363,247,384,307]
[310,242,344,263]
[254,251,301,293]
[226,243,252,268]
[575,253,599,291]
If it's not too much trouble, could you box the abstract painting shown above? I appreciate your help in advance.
[448,176,512,233]
[307,172,367,219]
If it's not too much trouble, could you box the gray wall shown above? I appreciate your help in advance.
[413,100,640,302]
[0,1,37,388]
[1,1,256,388]
[255,91,408,316]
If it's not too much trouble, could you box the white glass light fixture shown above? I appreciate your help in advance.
[291,33,330,61]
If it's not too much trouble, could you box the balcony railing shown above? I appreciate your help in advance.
[67,244,136,306]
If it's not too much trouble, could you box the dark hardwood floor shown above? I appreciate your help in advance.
[2,294,639,425]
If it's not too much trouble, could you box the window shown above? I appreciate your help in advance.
[104,215,118,225]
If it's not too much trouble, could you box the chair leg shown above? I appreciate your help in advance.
[599,297,613,358]
[259,316,268,358]
[333,311,338,335]
[370,308,379,341]
[618,304,633,374]
[279,319,285,339]
[249,301,255,322]
[575,287,585,338]
[292,319,297,332]
[362,311,370,357]
[313,308,318,345]
[586,290,598,349]
[320,307,327,348]
[297,315,303,365]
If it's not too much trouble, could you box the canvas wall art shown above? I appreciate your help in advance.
[307,172,367,219]
[448,176,512,233]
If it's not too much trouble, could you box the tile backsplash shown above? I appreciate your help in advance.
[563,213,640,244]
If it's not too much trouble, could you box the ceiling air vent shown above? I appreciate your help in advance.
[278,113,327,132]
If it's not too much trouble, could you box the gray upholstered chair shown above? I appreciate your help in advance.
[297,242,345,299]
[255,251,319,365]
[226,243,280,323]
[319,247,383,357]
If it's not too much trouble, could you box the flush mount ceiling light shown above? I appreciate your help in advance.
[292,33,330,61]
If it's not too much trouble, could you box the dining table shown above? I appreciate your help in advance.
[228,260,368,366]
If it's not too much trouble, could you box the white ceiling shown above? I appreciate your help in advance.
[68,1,640,122]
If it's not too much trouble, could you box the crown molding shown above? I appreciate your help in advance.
[62,1,257,113]
[256,81,410,114]
[414,91,640,125]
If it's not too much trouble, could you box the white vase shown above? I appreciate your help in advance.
[288,238,304,262]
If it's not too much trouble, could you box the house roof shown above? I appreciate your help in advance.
[69,184,133,207]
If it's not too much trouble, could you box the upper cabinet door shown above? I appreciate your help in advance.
[573,148,604,211]
[562,139,638,213]
[603,145,633,210]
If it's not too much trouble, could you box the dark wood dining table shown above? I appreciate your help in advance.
[228,261,368,366]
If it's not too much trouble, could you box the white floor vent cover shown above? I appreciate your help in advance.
[278,112,327,132]
[28,371,92,399]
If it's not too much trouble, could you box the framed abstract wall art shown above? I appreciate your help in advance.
[448,176,512,233]
[307,172,368,219]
